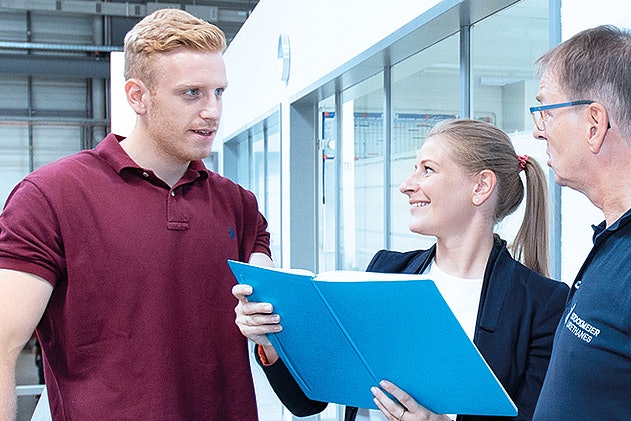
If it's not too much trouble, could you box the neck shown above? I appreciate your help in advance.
[584,134,631,227]
[579,176,631,229]
[119,131,189,188]
[434,232,494,279]
[599,194,631,228]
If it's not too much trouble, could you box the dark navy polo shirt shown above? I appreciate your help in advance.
[533,208,631,419]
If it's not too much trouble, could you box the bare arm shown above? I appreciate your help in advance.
[0,269,53,420]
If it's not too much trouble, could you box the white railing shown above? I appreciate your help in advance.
[16,385,51,421]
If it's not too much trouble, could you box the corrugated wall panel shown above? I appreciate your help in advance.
[0,11,101,205]
[0,11,27,42]
[30,12,96,45]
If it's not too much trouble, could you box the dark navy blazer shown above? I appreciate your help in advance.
[258,235,569,421]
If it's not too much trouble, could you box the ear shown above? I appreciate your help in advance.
[472,169,496,206]
[124,78,149,116]
[586,102,609,154]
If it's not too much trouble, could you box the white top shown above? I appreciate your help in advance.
[355,258,483,421]
[424,259,483,341]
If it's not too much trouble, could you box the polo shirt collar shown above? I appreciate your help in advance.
[96,133,210,181]
[591,207,631,245]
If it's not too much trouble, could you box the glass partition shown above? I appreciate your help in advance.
[340,72,385,271]
[223,111,282,264]
[266,115,282,265]
[389,33,460,251]
[318,94,338,273]
[471,0,550,245]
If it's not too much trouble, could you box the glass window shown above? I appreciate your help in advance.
[318,95,338,273]
[266,115,282,265]
[340,72,385,271]
[390,33,460,251]
[222,112,282,264]
[471,0,550,246]
[251,124,265,203]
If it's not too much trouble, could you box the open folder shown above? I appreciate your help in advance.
[228,260,517,416]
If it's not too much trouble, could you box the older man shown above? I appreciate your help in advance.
[530,24,631,419]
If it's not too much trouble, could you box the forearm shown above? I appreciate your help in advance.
[0,270,53,421]
[0,353,19,421]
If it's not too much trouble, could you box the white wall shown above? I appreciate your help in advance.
[110,52,135,137]
[219,0,440,140]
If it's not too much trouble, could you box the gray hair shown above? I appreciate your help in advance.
[536,25,631,140]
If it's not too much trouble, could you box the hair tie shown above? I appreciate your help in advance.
[517,154,529,171]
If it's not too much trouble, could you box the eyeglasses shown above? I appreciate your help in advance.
[529,100,594,131]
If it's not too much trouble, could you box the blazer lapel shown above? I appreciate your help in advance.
[476,242,513,333]
[402,245,435,274]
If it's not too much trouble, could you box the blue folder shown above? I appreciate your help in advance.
[228,260,517,416]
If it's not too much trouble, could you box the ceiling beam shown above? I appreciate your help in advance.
[0,53,110,78]
[0,0,248,22]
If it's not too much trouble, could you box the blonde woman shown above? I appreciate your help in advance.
[234,119,568,421]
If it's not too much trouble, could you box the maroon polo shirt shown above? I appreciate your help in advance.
[0,133,270,420]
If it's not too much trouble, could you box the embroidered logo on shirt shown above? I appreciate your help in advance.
[228,227,236,240]
[564,304,601,343]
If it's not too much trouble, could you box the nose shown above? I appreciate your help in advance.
[532,124,547,141]
[200,96,221,120]
[399,175,418,196]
